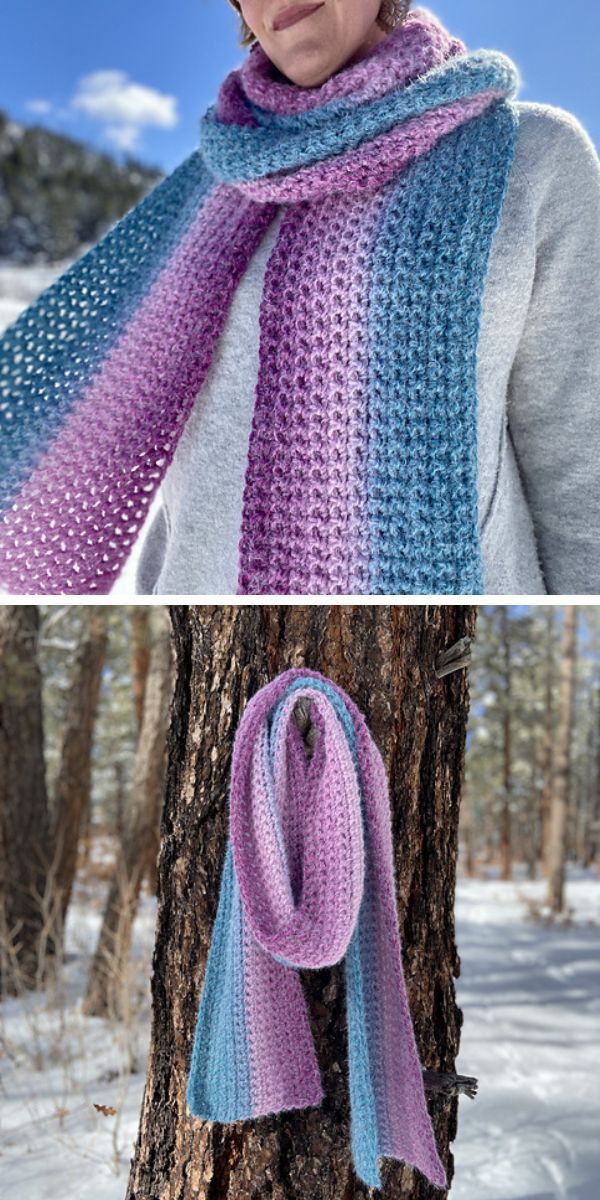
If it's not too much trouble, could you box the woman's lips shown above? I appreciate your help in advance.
[272,3,325,32]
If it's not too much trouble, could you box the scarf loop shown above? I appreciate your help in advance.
[0,8,521,595]
[186,668,447,1191]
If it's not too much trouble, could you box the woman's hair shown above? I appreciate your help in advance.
[227,0,257,48]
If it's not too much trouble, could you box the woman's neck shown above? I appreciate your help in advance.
[274,23,390,88]
[344,22,389,69]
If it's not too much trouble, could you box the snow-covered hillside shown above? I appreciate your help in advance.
[0,258,66,331]
[1,864,598,1199]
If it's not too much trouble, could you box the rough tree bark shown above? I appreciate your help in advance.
[52,608,108,927]
[547,606,578,913]
[0,607,52,993]
[82,609,173,1017]
[126,604,477,1200]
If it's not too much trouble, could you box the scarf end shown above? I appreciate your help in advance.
[354,1148,447,1193]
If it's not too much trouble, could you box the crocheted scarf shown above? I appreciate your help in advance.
[186,668,447,1191]
[0,7,521,596]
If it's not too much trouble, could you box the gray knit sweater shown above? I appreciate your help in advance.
[135,102,600,596]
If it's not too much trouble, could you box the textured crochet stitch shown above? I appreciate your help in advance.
[186,667,447,1191]
[0,8,521,595]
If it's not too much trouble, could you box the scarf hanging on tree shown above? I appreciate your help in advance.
[186,668,447,1191]
[0,7,521,596]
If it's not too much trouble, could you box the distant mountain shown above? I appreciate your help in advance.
[0,110,164,264]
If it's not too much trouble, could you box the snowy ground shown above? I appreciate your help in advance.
[0,862,156,1200]
[0,854,599,1200]
[453,865,600,1200]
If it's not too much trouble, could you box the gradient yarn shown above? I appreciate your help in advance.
[186,668,447,1190]
[0,8,521,595]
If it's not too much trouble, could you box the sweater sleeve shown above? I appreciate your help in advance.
[134,499,168,595]
[506,104,600,594]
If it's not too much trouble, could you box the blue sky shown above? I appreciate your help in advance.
[1,1,598,173]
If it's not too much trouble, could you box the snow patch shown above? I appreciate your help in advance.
[0,881,157,1199]
[453,867,600,1200]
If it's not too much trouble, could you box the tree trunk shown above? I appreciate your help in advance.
[499,608,512,882]
[0,607,52,993]
[114,760,126,840]
[130,608,161,895]
[539,608,555,876]
[83,610,173,1018]
[525,749,538,881]
[547,607,578,913]
[482,806,495,865]
[52,608,108,928]
[126,604,477,1200]
[582,688,600,867]
[574,713,594,865]
[131,608,151,731]
[460,780,476,878]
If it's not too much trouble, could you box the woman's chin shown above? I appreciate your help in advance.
[268,42,339,87]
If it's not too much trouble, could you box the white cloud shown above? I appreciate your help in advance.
[25,99,54,115]
[103,124,143,153]
[70,69,178,152]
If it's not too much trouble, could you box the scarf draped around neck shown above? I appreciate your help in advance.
[0,7,521,595]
